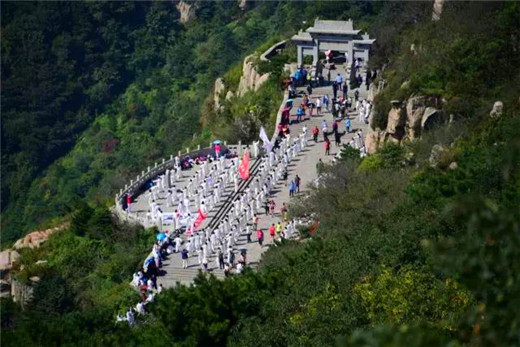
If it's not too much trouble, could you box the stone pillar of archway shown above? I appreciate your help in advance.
[312,39,319,67]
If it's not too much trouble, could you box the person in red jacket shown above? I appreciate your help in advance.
[126,194,132,213]
[312,126,319,142]
[325,138,331,155]
[269,224,276,240]
[256,229,264,247]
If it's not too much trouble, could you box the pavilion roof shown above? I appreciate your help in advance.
[307,19,360,35]
[291,30,313,42]
[353,33,376,45]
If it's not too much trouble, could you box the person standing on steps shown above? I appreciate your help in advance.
[289,180,295,197]
[325,138,331,156]
[126,194,132,213]
[316,158,324,174]
[323,94,330,112]
[256,228,264,247]
[335,73,343,85]
[275,222,283,238]
[218,249,225,269]
[181,248,189,269]
[312,126,319,142]
[224,263,231,277]
[335,130,342,147]
[322,120,328,141]
[269,224,276,241]
[214,143,221,158]
[316,97,322,115]
[281,203,288,221]
[269,199,276,216]
[296,105,305,123]
[202,255,208,272]
[306,84,313,97]
[308,101,315,118]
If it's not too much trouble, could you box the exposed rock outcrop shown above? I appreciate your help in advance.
[237,55,270,97]
[214,78,225,109]
[490,101,504,118]
[365,128,385,154]
[432,0,444,21]
[13,223,69,250]
[366,96,446,152]
[421,107,443,131]
[406,96,427,139]
[239,0,248,10]
[367,78,385,102]
[176,0,196,24]
[0,250,20,271]
[386,101,406,143]
[429,144,449,168]
[449,162,458,170]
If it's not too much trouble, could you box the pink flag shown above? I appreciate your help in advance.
[186,209,208,234]
[238,150,250,180]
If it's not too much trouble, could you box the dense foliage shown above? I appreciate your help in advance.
[0,1,331,243]
[2,1,519,346]
[371,1,520,130]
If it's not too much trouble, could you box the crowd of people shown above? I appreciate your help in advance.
[119,126,311,325]
[119,55,373,326]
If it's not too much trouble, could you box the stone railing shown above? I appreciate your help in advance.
[114,40,294,226]
[260,39,287,62]
[113,140,262,225]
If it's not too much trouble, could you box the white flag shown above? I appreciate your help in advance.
[259,126,272,151]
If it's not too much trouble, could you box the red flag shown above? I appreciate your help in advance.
[186,209,208,234]
[308,220,319,234]
[238,150,250,180]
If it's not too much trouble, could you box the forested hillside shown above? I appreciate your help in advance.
[0,1,299,243]
[1,0,415,245]
[2,1,519,346]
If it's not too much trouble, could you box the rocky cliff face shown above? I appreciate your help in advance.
[366,96,444,154]
[366,98,510,154]
[176,0,196,23]
[214,78,225,110]
[13,223,69,249]
[238,0,248,10]
[432,0,444,21]
[213,54,270,109]
[237,55,270,97]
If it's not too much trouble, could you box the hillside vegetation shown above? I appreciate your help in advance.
[2,1,519,346]
[3,1,360,244]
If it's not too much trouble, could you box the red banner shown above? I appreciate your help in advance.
[238,150,250,180]
[308,220,319,234]
[186,209,208,235]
